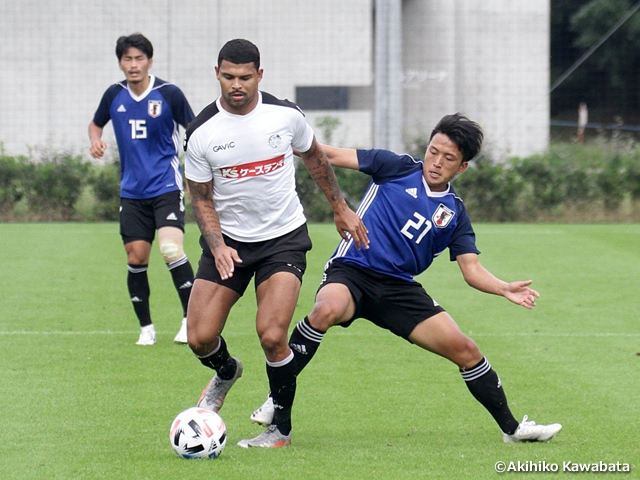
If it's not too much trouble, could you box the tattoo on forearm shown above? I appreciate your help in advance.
[187,179,224,250]
[302,146,342,204]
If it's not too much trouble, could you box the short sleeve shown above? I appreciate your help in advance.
[448,203,481,260]
[184,132,213,183]
[357,149,423,183]
[162,84,195,128]
[290,116,315,153]
[92,85,120,128]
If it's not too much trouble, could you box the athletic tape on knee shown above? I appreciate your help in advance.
[158,227,185,263]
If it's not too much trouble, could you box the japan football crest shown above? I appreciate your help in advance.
[148,100,162,118]
[432,203,455,228]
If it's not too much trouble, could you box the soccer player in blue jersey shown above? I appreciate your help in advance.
[88,33,195,346]
[251,113,563,443]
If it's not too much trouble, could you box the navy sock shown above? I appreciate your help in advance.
[167,255,194,317]
[198,337,237,380]
[127,264,151,327]
[461,357,520,434]
[288,316,324,375]
[267,352,297,436]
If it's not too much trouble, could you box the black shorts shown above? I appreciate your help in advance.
[320,261,445,341]
[120,191,186,244]
[195,224,312,296]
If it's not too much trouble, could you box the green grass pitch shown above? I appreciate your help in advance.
[0,222,638,479]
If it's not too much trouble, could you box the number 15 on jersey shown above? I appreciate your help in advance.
[129,119,147,139]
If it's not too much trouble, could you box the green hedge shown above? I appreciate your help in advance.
[453,143,640,222]
[1,141,639,223]
[297,141,640,223]
[1,152,91,221]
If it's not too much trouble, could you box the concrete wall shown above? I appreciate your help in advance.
[0,0,548,159]
[403,0,550,158]
[0,0,372,156]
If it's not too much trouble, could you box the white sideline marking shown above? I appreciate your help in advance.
[1,331,638,337]
[0,330,154,335]
[470,332,640,337]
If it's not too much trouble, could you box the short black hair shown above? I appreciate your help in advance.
[217,39,260,70]
[115,33,153,61]
[430,113,483,162]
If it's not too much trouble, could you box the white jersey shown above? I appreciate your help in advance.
[184,91,314,242]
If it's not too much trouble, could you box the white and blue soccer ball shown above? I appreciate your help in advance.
[170,407,227,459]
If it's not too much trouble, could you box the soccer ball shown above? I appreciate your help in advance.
[170,407,227,459]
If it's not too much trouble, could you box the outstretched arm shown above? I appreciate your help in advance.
[456,253,539,309]
[298,138,369,249]
[317,144,360,170]
[293,144,359,170]
[187,178,242,280]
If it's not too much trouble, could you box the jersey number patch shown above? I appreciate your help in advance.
[401,212,432,245]
[129,119,147,139]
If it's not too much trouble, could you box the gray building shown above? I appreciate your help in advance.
[0,0,548,159]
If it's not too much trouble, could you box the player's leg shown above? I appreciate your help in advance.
[238,271,300,448]
[188,278,242,412]
[157,225,193,313]
[154,191,194,344]
[293,282,356,372]
[251,274,356,427]
[408,313,519,432]
[254,271,301,442]
[189,232,252,413]
[157,226,194,343]
[239,226,312,448]
[121,198,157,345]
[408,314,561,441]
[125,241,154,344]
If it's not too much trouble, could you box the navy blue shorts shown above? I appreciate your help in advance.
[120,190,185,244]
[195,224,312,296]
[319,261,445,341]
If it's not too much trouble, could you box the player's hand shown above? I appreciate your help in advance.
[333,203,369,250]
[504,280,539,309]
[212,245,242,280]
[89,141,107,159]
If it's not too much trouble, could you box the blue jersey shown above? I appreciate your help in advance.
[329,149,480,282]
[92,76,194,199]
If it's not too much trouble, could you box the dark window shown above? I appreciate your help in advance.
[296,86,349,110]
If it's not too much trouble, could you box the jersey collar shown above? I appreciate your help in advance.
[421,175,451,197]
[216,91,263,118]
[126,75,156,102]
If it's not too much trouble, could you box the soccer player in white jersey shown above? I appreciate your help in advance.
[251,114,562,444]
[89,34,195,346]
[183,39,369,448]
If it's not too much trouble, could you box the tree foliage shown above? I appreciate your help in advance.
[551,0,640,121]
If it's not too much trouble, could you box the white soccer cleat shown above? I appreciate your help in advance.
[250,395,275,426]
[237,425,291,449]
[136,325,156,345]
[503,415,562,443]
[173,317,188,344]
[197,358,243,412]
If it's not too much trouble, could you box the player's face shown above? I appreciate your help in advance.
[423,133,469,191]
[216,60,263,115]
[118,47,152,86]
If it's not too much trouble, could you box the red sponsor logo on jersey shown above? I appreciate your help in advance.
[219,155,285,179]
[432,203,455,228]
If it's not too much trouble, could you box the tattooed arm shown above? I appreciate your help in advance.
[298,137,369,250]
[187,178,241,279]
